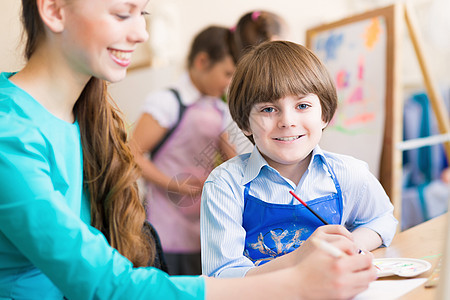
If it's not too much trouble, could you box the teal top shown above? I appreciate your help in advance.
[0,72,205,300]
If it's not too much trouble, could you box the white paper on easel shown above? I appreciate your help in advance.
[354,278,427,300]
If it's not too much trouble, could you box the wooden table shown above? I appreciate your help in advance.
[372,212,448,299]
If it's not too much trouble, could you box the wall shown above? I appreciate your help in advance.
[111,0,356,126]
[1,1,25,72]
[1,0,449,126]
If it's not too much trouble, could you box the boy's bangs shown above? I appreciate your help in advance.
[247,48,318,104]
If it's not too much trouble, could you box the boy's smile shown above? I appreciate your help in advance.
[244,94,328,181]
[274,135,303,142]
[275,135,301,142]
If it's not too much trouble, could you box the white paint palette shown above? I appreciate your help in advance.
[374,258,432,278]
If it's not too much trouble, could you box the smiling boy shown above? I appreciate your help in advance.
[200,40,397,278]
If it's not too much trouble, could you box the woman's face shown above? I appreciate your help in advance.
[59,0,149,83]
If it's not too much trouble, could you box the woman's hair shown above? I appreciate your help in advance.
[187,25,238,68]
[232,10,286,61]
[21,0,154,267]
[228,40,338,144]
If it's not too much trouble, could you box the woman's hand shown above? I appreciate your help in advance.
[293,237,377,299]
[205,233,376,300]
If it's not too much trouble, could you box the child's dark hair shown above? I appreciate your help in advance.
[187,26,238,68]
[232,11,286,61]
[228,40,338,144]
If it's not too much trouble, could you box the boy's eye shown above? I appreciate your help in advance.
[298,103,310,110]
[262,107,275,113]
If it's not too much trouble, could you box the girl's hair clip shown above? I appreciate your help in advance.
[230,25,236,33]
[251,11,261,21]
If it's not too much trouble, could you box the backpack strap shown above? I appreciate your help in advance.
[151,88,187,157]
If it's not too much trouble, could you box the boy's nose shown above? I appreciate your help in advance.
[278,111,297,128]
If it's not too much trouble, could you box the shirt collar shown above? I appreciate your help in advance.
[242,146,268,185]
[309,145,332,174]
[242,145,330,185]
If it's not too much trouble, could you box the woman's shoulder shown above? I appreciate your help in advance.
[0,72,53,127]
[0,86,55,156]
[0,111,47,162]
[0,84,37,131]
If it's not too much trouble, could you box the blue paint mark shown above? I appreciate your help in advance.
[320,33,343,61]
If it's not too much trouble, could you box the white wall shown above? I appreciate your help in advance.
[1,1,25,72]
[111,0,357,126]
[1,0,449,126]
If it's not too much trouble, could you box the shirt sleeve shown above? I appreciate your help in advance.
[0,116,205,300]
[200,171,255,278]
[141,89,180,129]
[340,160,398,247]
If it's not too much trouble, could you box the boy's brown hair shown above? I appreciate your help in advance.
[228,40,338,144]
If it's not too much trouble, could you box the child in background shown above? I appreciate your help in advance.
[201,40,397,277]
[231,10,288,61]
[130,26,237,275]
[228,10,288,154]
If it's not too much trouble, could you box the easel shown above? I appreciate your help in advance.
[306,3,450,230]
[392,3,450,228]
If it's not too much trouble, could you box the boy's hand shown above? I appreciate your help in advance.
[294,225,359,262]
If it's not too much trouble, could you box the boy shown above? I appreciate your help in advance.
[201,40,397,278]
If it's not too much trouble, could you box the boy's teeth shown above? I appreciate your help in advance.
[276,136,300,141]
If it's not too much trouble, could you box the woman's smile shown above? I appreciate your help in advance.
[108,48,133,67]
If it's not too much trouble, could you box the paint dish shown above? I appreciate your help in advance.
[374,258,432,278]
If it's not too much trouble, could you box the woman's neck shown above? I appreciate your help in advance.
[10,47,90,123]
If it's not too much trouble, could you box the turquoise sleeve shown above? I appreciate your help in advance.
[0,114,205,299]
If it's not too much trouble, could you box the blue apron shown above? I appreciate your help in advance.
[242,161,343,266]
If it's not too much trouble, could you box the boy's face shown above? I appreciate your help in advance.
[243,94,327,172]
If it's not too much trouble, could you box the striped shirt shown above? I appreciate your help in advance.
[200,145,398,277]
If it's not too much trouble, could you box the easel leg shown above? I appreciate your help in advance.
[404,3,450,160]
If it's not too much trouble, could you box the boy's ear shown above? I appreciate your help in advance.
[242,128,253,136]
[37,0,65,33]
[321,120,329,130]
